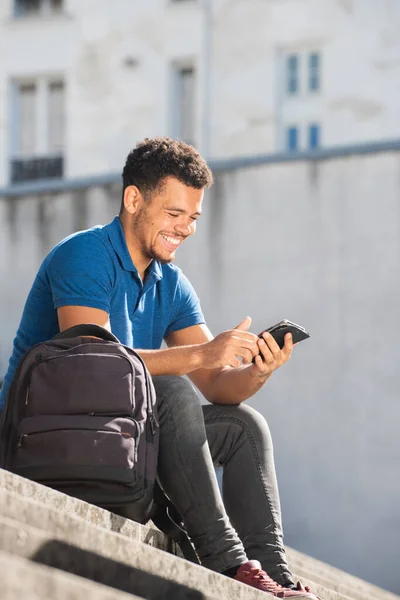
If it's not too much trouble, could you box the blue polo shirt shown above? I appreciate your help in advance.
[0,216,205,410]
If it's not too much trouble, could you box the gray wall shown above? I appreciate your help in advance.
[0,150,399,593]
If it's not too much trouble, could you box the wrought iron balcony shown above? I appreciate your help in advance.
[10,155,63,184]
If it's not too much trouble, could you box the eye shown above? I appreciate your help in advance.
[167,212,179,218]
[190,216,198,222]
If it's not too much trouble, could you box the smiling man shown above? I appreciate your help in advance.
[0,138,317,598]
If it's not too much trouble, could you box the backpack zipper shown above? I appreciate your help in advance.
[132,351,159,439]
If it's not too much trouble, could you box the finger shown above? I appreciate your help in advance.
[230,331,259,345]
[240,348,254,365]
[252,354,265,371]
[262,331,281,356]
[282,332,293,355]
[234,316,251,332]
[258,337,274,363]
[230,357,241,368]
[233,337,259,357]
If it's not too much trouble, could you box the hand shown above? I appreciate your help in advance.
[199,316,259,369]
[249,331,293,380]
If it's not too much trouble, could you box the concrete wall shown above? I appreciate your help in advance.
[0,148,399,593]
[1,0,400,184]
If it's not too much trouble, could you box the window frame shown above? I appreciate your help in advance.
[13,0,64,18]
[286,54,299,96]
[308,52,321,93]
[171,60,196,146]
[9,74,66,184]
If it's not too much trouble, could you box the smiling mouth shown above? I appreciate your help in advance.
[160,233,183,249]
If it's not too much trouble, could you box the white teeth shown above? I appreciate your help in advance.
[161,234,180,246]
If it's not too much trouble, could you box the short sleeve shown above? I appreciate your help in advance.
[164,272,206,336]
[46,233,115,313]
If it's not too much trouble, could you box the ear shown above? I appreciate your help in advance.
[123,185,143,215]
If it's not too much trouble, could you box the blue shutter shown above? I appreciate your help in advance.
[309,124,320,149]
[287,55,299,95]
[287,126,299,151]
[309,53,320,92]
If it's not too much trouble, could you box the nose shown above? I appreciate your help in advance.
[174,219,195,236]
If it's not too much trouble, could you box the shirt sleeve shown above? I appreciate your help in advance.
[164,272,206,336]
[46,233,115,313]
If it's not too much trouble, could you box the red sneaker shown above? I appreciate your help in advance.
[234,561,319,599]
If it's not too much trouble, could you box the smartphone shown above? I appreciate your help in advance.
[259,319,310,349]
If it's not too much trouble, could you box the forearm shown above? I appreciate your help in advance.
[136,345,204,376]
[204,365,272,405]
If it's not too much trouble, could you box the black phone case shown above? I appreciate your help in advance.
[263,320,310,349]
[252,320,310,362]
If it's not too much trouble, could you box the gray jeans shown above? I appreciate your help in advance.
[153,375,294,586]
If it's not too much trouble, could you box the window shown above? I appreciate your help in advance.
[309,53,321,92]
[48,81,65,152]
[14,0,63,17]
[287,126,299,152]
[173,64,196,145]
[308,124,320,149]
[10,78,65,183]
[286,55,299,95]
[17,82,37,156]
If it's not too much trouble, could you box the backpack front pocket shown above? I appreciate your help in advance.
[26,353,134,416]
[13,415,138,484]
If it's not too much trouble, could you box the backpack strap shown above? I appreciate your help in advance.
[53,324,120,343]
[151,481,200,565]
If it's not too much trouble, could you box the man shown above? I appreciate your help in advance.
[0,138,317,598]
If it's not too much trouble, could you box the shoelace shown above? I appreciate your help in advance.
[241,569,317,598]
[241,566,290,594]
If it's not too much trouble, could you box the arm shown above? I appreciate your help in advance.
[57,307,257,379]
[58,308,291,405]
[165,319,293,405]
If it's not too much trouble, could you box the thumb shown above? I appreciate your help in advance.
[234,316,252,331]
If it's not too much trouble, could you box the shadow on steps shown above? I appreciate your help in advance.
[32,539,205,600]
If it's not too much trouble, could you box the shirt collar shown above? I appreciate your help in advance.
[105,216,162,281]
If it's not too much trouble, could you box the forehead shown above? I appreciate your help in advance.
[155,177,204,209]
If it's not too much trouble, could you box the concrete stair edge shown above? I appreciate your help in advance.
[0,485,378,600]
[1,469,398,600]
[0,550,144,600]
[286,549,400,600]
[0,513,264,600]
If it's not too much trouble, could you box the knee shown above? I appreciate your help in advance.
[209,403,273,449]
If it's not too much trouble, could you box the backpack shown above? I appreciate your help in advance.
[0,324,159,524]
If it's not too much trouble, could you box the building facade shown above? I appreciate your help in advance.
[0,0,399,187]
[0,0,400,593]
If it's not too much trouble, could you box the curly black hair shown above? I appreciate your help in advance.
[121,137,213,210]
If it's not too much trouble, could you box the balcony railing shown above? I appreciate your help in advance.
[10,155,63,184]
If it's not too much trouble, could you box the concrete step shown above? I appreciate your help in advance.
[0,504,258,599]
[0,551,142,600]
[286,549,400,600]
[0,484,365,600]
[1,470,398,600]
[0,468,171,553]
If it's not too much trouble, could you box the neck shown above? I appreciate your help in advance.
[119,213,151,282]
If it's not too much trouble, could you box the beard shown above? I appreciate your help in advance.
[148,242,176,264]
[134,206,179,265]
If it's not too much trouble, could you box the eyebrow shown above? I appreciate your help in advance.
[164,206,202,217]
